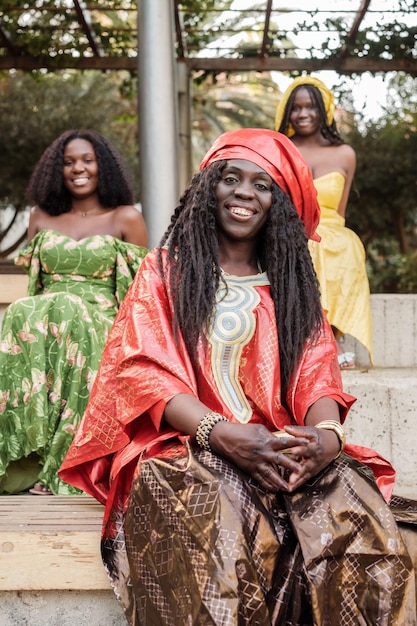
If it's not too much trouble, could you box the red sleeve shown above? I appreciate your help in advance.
[287,317,356,424]
[59,249,200,502]
[287,318,396,503]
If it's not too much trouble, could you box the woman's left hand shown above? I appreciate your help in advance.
[281,423,341,491]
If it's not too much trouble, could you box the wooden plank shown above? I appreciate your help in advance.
[0,496,104,531]
[0,54,416,74]
[0,495,104,532]
[0,530,111,590]
[0,273,28,303]
[0,496,111,590]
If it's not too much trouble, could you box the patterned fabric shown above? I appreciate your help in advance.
[60,249,372,510]
[106,445,417,625]
[209,273,270,423]
[0,229,146,494]
[59,251,399,506]
[308,172,373,361]
[59,249,417,623]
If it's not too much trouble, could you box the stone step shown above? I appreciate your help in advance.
[342,367,417,498]
[0,272,27,306]
[0,495,125,625]
[1,591,125,626]
[2,288,417,368]
[347,293,417,369]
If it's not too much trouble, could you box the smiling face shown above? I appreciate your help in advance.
[62,138,99,198]
[214,159,273,243]
[289,87,321,137]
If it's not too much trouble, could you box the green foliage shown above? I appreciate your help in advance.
[367,250,417,294]
[346,119,417,251]
[1,1,416,70]
[191,71,281,168]
[290,13,417,62]
[398,252,417,292]
[0,70,140,209]
[0,1,137,59]
[342,73,417,292]
[178,0,234,46]
[0,1,236,63]
[349,24,417,60]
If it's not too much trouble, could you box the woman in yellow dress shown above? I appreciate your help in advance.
[275,76,372,368]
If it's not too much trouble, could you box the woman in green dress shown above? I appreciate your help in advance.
[0,129,148,495]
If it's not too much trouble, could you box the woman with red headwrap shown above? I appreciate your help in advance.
[60,129,416,625]
[275,76,373,370]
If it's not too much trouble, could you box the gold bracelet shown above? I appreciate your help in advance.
[315,420,346,459]
[195,411,228,451]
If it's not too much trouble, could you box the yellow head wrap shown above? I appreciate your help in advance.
[274,76,335,137]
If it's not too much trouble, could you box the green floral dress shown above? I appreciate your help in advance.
[0,229,146,495]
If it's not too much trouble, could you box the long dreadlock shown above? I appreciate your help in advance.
[277,84,344,146]
[158,161,323,402]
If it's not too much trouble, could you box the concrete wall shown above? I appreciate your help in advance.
[346,294,417,368]
[1,591,126,626]
[342,367,417,498]
[3,293,417,367]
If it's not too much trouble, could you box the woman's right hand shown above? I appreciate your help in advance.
[209,421,309,492]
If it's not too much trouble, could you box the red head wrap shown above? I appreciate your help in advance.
[199,128,320,241]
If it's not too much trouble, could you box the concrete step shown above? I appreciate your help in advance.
[2,290,417,368]
[0,275,415,625]
[347,294,417,368]
[1,590,124,626]
[0,496,125,625]
[342,367,417,498]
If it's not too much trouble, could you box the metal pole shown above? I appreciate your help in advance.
[177,61,193,192]
[137,0,179,248]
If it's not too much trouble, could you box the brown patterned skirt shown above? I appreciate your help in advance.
[102,445,417,625]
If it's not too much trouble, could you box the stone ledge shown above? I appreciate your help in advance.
[342,367,417,497]
[347,293,417,368]
[1,271,417,368]
[2,289,417,369]
[1,590,125,626]
[0,495,126,625]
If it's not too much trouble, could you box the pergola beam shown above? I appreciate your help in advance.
[260,0,273,58]
[0,20,20,55]
[73,0,104,57]
[339,0,372,60]
[185,56,417,74]
[0,55,415,75]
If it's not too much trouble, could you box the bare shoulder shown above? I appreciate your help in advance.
[327,143,356,178]
[114,204,143,218]
[30,205,47,219]
[114,205,148,247]
[338,143,356,164]
[113,204,146,226]
[28,204,53,228]
[341,144,356,178]
[27,205,49,241]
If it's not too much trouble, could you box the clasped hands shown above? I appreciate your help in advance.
[209,422,340,493]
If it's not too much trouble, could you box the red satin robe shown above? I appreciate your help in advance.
[59,248,396,525]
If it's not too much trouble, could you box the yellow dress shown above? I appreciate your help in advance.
[308,172,373,361]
